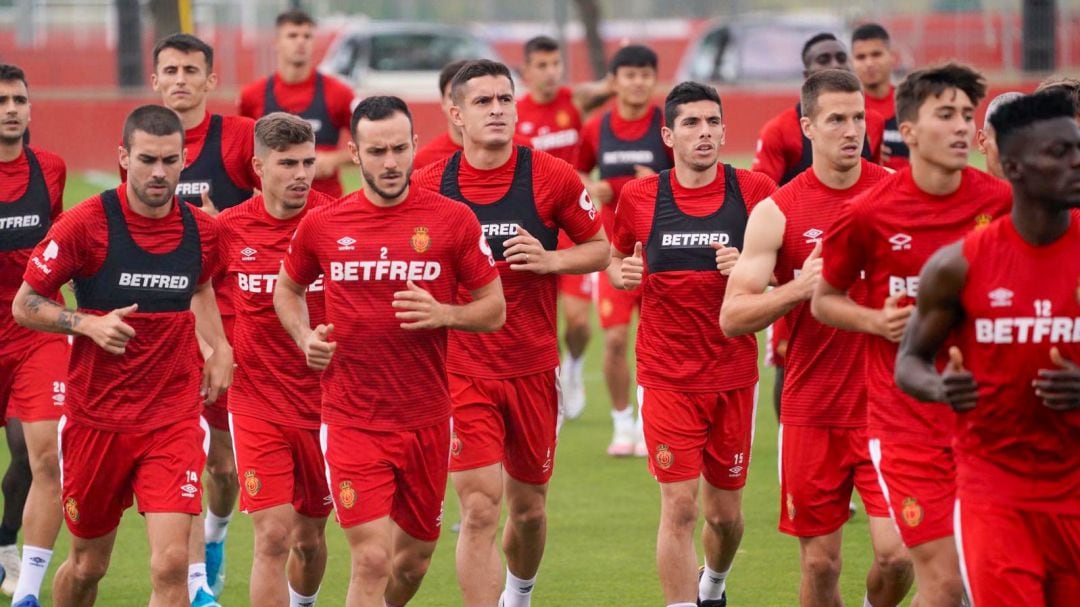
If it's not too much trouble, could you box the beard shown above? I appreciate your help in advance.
[132,178,175,208]
[360,162,412,201]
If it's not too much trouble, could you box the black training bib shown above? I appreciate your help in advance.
[0,148,52,251]
[175,114,253,211]
[597,107,672,180]
[263,73,339,147]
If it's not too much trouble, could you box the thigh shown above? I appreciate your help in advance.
[58,416,136,539]
[869,438,956,548]
[321,424,397,530]
[392,421,451,543]
[132,417,208,516]
[597,273,638,330]
[448,373,504,473]
[201,316,235,431]
[286,424,332,519]
[8,335,68,423]
[702,385,758,491]
[640,386,709,484]
[848,427,889,519]
[559,273,595,305]
[231,412,296,514]
[502,370,559,485]
[779,424,853,538]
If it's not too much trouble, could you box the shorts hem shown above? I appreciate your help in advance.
[503,468,552,486]
[778,520,846,539]
[450,458,503,474]
[65,523,121,540]
[903,528,954,549]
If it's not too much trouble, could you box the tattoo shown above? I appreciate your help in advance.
[58,309,80,332]
[24,293,50,314]
[25,293,80,333]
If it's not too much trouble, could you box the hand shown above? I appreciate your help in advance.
[504,227,557,274]
[393,281,450,330]
[876,295,914,343]
[586,180,613,205]
[633,164,656,178]
[620,242,644,290]
[314,153,338,180]
[85,303,137,355]
[794,240,823,299]
[1034,347,1080,411]
[200,343,234,405]
[303,323,337,370]
[941,346,977,412]
[711,242,740,275]
[199,190,220,217]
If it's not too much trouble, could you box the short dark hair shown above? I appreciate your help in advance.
[609,44,658,74]
[895,63,987,124]
[664,81,722,128]
[802,33,838,67]
[254,112,315,155]
[524,36,560,62]
[801,69,863,119]
[439,59,470,97]
[350,95,413,136]
[276,9,315,28]
[852,23,890,45]
[450,59,514,104]
[153,33,214,72]
[990,91,1077,152]
[1034,76,1080,116]
[123,105,183,149]
[0,64,27,88]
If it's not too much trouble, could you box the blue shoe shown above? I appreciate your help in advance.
[191,588,222,607]
[13,596,43,607]
[205,540,225,596]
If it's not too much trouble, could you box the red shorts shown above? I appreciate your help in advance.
[0,336,69,424]
[640,384,757,489]
[320,421,449,541]
[58,415,208,539]
[956,499,1080,607]
[230,412,332,519]
[778,424,889,537]
[559,273,595,301]
[596,271,640,329]
[202,315,235,431]
[448,369,559,485]
[868,437,956,548]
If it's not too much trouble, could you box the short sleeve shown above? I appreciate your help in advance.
[611,180,643,256]
[751,120,788,185]
[22,200,98,295]
[548,159,601,244]
[282,212,323,287]
[195,213,222,285]
[452,208,499,291]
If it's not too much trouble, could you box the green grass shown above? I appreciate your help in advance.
[0,160,915,605]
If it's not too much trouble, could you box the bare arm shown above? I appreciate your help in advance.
[578,171,613,206]
[274,269,337,370]
[571,77,614,114]
[393,277,505,333]
[12,282,136,355]
[609,243,640,291]
[190,281,234,404]
[314,148,354,180]
[503,227,610,275]
[811,277,913,342]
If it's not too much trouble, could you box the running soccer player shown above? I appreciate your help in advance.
[12,104,233,607]
[610,81,776,607]
[517,35,613,418]
[812,63,1011,606]
[413,59,608,607]
[895,90,1080,607]
[852,23,908,169]
[238,9,356,198]
[275,95,504,607]
[150,33,258,599]
[722,70,913,607]
[575,44,673,456]
[0,63,67,607]
[217,113,334,607]
[976,91,1024,179]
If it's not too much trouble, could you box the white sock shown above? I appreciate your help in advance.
[289,583,320,607]
[864,595,874,607]
[187,563,212,601]
[12,545,52,601]
[667,603,697,607]
[699,563,730,601]
[612,406,634,425]
[568,353,584,377]
[502,568,536,607]
[204,511,232,543]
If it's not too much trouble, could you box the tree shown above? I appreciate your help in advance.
[572,0,606,80]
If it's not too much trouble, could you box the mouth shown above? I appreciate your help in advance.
[145,183,170,195]
[287,183,309,195]
[486,121,507,129]
[949,141,969,153]
[840,143,860,155]
[694,143,714,154]
[1,119,20,127]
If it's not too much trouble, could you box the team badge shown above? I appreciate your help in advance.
[555,110,572,128]
[655,444,673,470]
[411,227,431,253]
[339,481,357,509]
[786,493,796,521]
[600,298,613,320]
[901,497,923,527]
[450,432,462,457]
[244,470,261,497]
[974,214,992,230]
[64,497,80,523]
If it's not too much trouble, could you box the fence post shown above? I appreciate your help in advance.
[117,0,144,88]
[1022,0,1056,72]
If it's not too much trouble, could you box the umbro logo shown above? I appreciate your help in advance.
[337,236,356,251]
[803,228,823,243]
[240,247,257,261]
[989,287,1014,308]
[889,233,912,251]
[180,483,197,498]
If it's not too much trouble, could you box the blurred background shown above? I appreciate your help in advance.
[0,0,1076,172]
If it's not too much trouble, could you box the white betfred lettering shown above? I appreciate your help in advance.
[602,150,655,165]
[309,274,326,292]
[974,317,1080,344]
[329,260,441,282]
[118,272,189,290]
[481,223,520,238]
[660,232,730,248]
[237,273,282,294]
[175,182,211,196]
[0,215,41,229]
[531,130,579,151]
[888,275,919,298]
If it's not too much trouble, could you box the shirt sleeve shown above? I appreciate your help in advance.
[327,77,357,141]
[237,82,259,120]
[751,119,787,185]
[410,163,442,194]
[453,207,499,291]
[867,110,885,164]
[573,120,599,173]
[737,170,779,214]
[820,198,870,291]
[611,179,644,256]
[22,200,98,295]
[195,213,222,285]
[549,159,602,244]
[282,213,323,287]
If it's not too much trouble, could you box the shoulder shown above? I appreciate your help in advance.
[734,167,778,195]
[620,173,660,201]
[861,159,893,183]
[530,148,580,182]
[412,156,449,188]
[758,108,795,139]
[321,73,355,96]
[220,114,257,134]
[866,108,886,130]
[62,194,106,224]
[582,112,604,133]
[414,188,472,219]
[306,190,339,210]
[239,76,270,99]
[27,146,67,172]
[962,167,1012,199]
[216,196,257,228]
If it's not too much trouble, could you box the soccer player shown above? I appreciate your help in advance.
[0,63,67,606]
[852,23,908,169]
[413,59,608,607]
[275,95,504,607]
[12,104,233,607]
[610,81,776,607]
[976,91,1024,178]
[721,70,913,607]
[575,44,672,456]
[753,32,884,186]
[517,35,613,418]
[238,9,356,198]
[150,33,258,599]
[217,113,334,607]
[895,90,1080,607]
[811,63,1012,606]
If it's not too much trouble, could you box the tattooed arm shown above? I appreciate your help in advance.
[12,282,137,355]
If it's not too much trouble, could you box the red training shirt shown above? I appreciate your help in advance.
[413,131,533,171]
[752,105,885,184]
[863,84,908,171]
[283,186,499,431]
[821,166,1012,446]
[516,86,582,164]
[22,187,220,432]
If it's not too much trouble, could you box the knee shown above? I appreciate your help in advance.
[508,499,546,534]
[68,553,110,587]
[459,489,501,533]
[874,546,913,579]
[662,493,699,532]
[604,332,628,358]
[291,531,325,564]
[207,460,237,485]
[352,544,391,581]
[802,551,842,584]
[30,450,60,484]
[393,550,432,588]
[703,503,743,537]
[149,543,188,587]
[254,522,291,561]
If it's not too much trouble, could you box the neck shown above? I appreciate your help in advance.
[529,86,556,104]
[125,183,172,219]
[812,156,862,190]
[448,123,463,146]
[674,162,718,189]
[616,99,649,121]
[363,185,409,208]
[463,138,513,170]
[0,139,23,162]
[176,106,207,132]
[910,155,963,196]
[1011,199,1072,245]
[263,192,305,220]
[865,81,891,100]
[277,61,311,85]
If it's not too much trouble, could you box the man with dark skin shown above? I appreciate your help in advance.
[895,91,1080,607]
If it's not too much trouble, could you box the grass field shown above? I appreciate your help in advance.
[0,158,917,606]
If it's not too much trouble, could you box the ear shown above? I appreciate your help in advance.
[718,123,726,147]
[1000,155,1022,182]
[150,72,160,91]
[899,120,917,149]
[449,104,464,128]
[974,129,988,154]
[800,115,813,140]
[412,132,419,150]
[660,125,674,148]
[206,72,218,91]
[252,155,263,179]
[118,145,129,171]
[347,140,360,165]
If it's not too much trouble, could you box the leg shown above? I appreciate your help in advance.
[501,476,549,606]
[51,530,117,607]
[866,516,914,607]
[204,426,238,520]
[561,293,591,360]
[908,538,964,607]
[146,512,195,607]
[602,324,631,414]
[384,524,437,607]
[700,483,745,588]
[250,504,296,607]
[452,464,504,607]
[1,419,30,592]
[342,517,394,607]
[559,292,592,420]
[13,419,63,601]
[287,512,328,599]
[656,479,700,604]
[797,532,844,607]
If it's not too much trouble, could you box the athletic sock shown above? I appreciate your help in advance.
[187,563,212,601]
[667,603,697,607]
[698,563,730,601]
[0,523,18,546]
[567,353,584,378]
[502,568,536,607]
[289,583,319,607]
[12,545,52,601]
[204,511,232,543]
